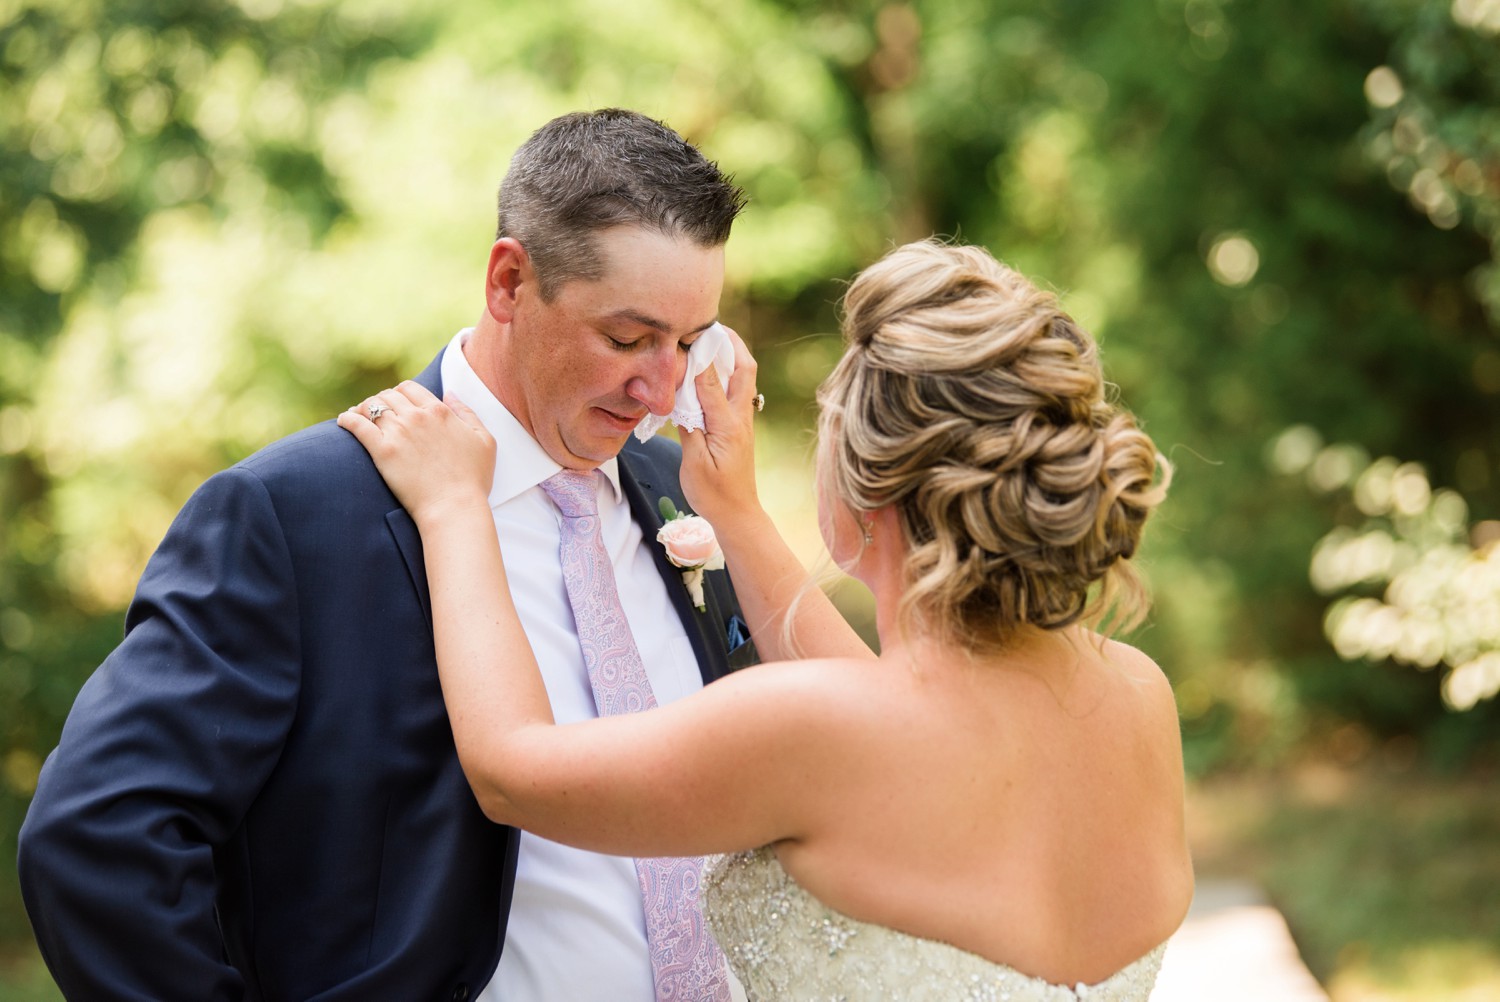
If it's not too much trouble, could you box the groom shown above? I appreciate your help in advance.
[18,109,757,1000]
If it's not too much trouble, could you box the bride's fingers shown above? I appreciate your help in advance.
[371,387,415,417]
[342,388,419,453]
[348,389,410,430]
[346,398,388,432]
[395,380,440,409]
[695,365,732,433]
[443,394,483,431]
[720,326,759,411]
[697,354,724,391]
[679,419,708,463]
[443,395,497,452]
[337,408,381,451]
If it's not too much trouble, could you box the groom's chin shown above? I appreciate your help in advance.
[573,412,647,457]
[549,430,626,471]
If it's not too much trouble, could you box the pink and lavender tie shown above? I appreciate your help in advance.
[540,470,732,1002]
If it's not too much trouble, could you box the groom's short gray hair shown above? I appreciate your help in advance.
[497,108,746,302]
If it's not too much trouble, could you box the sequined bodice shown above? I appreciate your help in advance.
[703,848,1165,1002]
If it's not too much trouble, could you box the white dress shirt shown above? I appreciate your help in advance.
[438,331,728,1002]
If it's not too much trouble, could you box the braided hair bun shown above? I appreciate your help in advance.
[817,240,1169,652]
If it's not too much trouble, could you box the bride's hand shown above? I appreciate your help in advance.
[337,381,495,526]
[679,325,764,529]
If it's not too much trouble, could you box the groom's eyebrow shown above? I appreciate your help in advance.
[602,308,719,336]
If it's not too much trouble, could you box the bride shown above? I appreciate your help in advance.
[339,240,1192,1000]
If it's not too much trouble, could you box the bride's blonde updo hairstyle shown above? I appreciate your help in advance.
[817,240,1169,654]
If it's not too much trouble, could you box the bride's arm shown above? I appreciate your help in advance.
[337,382,845,857]
[680,329,875,663]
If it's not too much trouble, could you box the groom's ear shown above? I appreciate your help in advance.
[485,238,527,324]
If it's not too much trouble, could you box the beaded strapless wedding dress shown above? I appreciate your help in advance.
[703,847,1165,1002]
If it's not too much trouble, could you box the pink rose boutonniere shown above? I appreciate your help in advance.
[656,498,724,611]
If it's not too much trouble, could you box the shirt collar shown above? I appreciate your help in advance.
[439,328,624,509]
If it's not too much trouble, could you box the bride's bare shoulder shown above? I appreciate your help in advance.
[1092,635,1165,681]
[717,655,892,698]
[1085,635,1179,715]
[708,655,914,732]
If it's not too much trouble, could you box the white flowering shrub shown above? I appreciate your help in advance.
[1272,427,1500,710]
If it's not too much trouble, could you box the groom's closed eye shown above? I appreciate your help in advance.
[602,331,702,353]
[606,333,644,351]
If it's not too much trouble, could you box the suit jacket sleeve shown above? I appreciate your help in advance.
[18,466,302,1001]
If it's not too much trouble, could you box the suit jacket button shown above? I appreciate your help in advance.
[451,984,470,1001]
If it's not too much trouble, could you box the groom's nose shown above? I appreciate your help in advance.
[625,346,685,417]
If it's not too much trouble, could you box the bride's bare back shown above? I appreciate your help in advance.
[771,629,1192,987]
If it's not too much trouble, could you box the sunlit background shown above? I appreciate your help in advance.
[3,0,1499,998]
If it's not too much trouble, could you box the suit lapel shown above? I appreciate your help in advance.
[616,449,732,685]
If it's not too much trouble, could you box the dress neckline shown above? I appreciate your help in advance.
[706,846,1169,999]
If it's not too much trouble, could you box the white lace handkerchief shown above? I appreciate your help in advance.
[634,322,735,442]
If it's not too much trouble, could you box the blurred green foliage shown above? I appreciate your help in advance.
[3,0,1498,953]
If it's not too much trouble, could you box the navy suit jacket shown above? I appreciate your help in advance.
[17,350,758,1001]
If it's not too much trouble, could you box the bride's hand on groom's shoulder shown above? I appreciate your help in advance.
[679,325,764,531]
[338,381,495,526]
